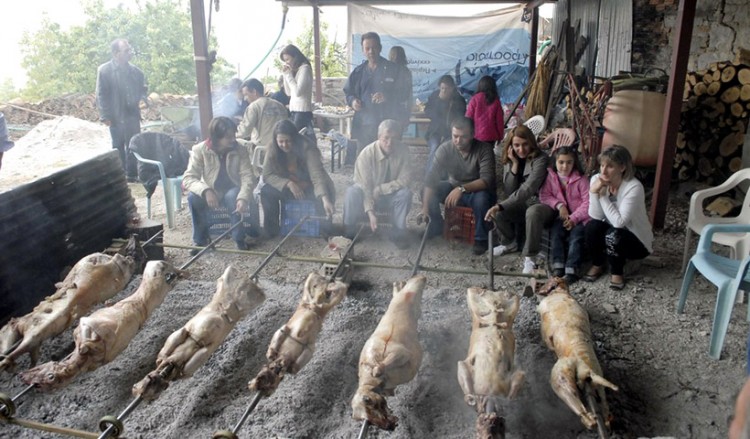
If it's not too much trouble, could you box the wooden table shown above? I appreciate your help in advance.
[313,110,354,137]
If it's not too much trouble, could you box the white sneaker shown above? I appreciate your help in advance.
[492,242,518,256]
[522,257,537,274]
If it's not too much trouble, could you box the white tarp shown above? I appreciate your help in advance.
[347,4,531,104]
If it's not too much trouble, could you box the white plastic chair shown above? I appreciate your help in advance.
[251,145,266,171]
[132,152,183,229]
[681,168,750,274]
[523,115,546,138]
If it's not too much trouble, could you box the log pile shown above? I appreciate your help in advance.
[1,93,198,129]
[675,61,750,183]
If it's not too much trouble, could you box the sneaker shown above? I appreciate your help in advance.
[563,273,580,285]
[236,240,249,251]
[492,242,518,256]
[522,257,537,274]
[553,268,565,278]
[472,240,488,255]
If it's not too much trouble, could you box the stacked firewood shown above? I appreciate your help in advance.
[675,61,750,183]
[1,93,198,127]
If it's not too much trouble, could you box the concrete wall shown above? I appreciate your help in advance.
[632,0,749,73]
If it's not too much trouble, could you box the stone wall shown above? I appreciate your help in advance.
[632,0,749,73]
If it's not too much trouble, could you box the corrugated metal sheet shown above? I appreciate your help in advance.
[550,0,632,78]
[596,0,632,77]
[0,151,136,323]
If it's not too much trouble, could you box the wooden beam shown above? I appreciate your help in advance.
[525,0,549,10]
[313,4,323,104]
[189,0,213,138]
[650,0,697,229]
[529,6,539,76]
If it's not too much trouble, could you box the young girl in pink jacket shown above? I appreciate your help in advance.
[539,146,590,283]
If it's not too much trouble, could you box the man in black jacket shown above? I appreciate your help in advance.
[96,38,147,181]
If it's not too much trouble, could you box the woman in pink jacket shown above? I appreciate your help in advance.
[538,146,590,283]
[465,75,505,144]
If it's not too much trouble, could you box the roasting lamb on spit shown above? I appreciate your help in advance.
[248,272,348,396]
[0,253,137,372]
[351,274,426,431]
[133,265,266,401]
[537,277,618,430]
[457,287,525,439]
[20,260,186,391]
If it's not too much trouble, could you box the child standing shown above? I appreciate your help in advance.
[539,146,590,284]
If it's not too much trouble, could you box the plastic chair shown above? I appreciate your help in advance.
[681,168,750,274]
[523,115,546,138]
[129,132,189,229]
[251,145,266,171]
[677,224,750,359]
[539,128,577,152]
[132,152,183,228]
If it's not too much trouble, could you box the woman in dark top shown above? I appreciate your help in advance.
[485,124,549,274]
[260,120,335,237]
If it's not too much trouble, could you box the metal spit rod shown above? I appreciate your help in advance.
[226,224,366,438]
[358,221,431,439]
[0,228,173,421]
[98,217,311,439]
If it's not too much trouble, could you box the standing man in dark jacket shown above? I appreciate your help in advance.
[343,32,401,165]
[96,38,147,181]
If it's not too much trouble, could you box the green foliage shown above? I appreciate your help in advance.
[0,78,18,102]
[275,19,347,78]
[18,0,233,100]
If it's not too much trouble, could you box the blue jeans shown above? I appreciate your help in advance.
[188,187,248,245]
[550,219,586,273]
[427,181,494,243]
[343,185,412,237]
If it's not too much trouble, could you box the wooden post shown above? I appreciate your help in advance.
[650,0,697,229]
[313,3,324,104]
[190,0,213,139]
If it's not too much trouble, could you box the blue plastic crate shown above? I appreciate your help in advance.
[280,200,320,237]
[208,207,254,237]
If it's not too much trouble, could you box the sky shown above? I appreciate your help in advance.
[0,1,553,90]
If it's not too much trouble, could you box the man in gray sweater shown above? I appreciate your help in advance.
[421,116,496,255]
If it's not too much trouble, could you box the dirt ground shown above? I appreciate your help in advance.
[1,116,748,439]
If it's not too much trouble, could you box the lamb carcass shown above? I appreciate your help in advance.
[351,274,425,431]
[20,260,185,391]
[249,272,347,396]
[457,287,524,439]
[0,253,136,371]
[537,277,618,430]
[133,265,266,401]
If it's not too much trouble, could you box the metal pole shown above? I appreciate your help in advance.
[357,419,370,439]
[326,225,364,281]
[230,392,263,435]
[178,221,242,273]
[488,227,494,291]
[410,222,431,277]
[250,215,310,280]
[0,384,34,418]
[140,229,164,247]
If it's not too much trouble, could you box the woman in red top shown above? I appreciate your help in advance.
[465,75,505,144]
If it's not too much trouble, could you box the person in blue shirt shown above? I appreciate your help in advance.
[343,32,402,165]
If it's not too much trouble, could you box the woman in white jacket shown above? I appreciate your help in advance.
[279,44,314,136]
[584,145,653,289]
